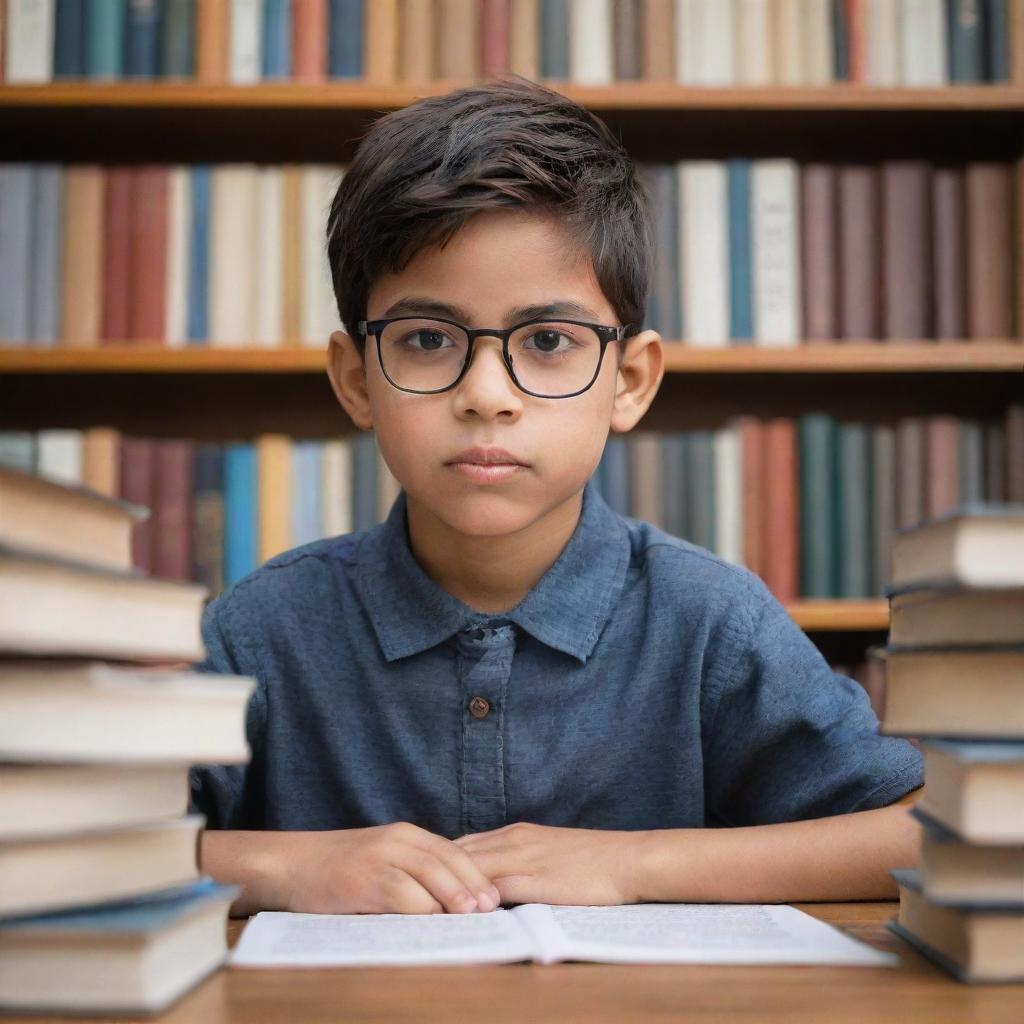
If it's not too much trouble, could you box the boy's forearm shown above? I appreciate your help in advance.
[198,829,297,917]
[634,795,921,904]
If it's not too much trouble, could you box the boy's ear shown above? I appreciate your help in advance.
[326,330,374,430]
[610,329,664,434]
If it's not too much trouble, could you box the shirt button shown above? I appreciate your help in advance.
[469,696,491,719]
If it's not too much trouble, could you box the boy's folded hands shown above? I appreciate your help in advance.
[275,821,503,916]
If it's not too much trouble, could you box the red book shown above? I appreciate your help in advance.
[480,0,509,77]
[119,437,156,574]
[152,440,195,582]
[293,0,328,81]
[801,164,838,343]
[761,418,799,604]
[846,0,866,82]
[924,416,961,519]
[130,166,168,346]
[101,166,134,345]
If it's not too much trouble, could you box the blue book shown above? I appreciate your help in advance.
[125,0,161,79]
[948,0,986,82]
[86,0,127,78]
[686,430,716,552]
[836,422,872,599]
[831,0,848,80]
[188,165,210,344]
[161,0,194,77]
[985,0,1011,80]
[292,441,324,547]
[644,163,681,341]
[0,880,239,1016]
[661,433,688,539]
[0,165,33,345]
[29,165,63,348]
[263,0,292,78]
[540,0,570,79]
[599,435,631,517]
[224,443,258,588]
[328,0,364,78]
[799,414,838,598]
[351,431,379,533]
[54,0,88,77]
[0,433,36,472]
[727,160,753,345]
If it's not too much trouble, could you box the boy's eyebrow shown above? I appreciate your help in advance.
[380,296,602,325]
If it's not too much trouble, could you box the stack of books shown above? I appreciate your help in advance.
[880,504,1024,983]
[0,465,256,1015]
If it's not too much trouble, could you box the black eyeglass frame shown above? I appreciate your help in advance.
[356,315,640,399]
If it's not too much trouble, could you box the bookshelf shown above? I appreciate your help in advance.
[1,79,1021,639]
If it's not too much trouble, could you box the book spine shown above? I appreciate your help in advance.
[613,0,642,79]
[681,161,729,347]
[401,0,435,80]
[481,0,510,77]
[836,421,872,599]
[799,414,837,597]
[224,442,258,587]
[947,0,986,82]
[931,167,967,340]
[762,418,799,602]
[751,160,801,347]
[192,442,226,595]
[881,161,931,340]
[60,165,103,348]
[0,166,33,343]
[54,0,86,77]
[153,439,194,581]
[838,165,882,340]
[125,0,160,78]
[540,0,570,77]
[641,0,675,80]
[130,165,169,345]
[437,0,478,79]
[6,0,55,82]
[161,0,195,77]
[965,163,1014,338]
[292,0,329,82]
[229,0,263,83]
[328,0,363,77]
[800,163,838,342]
[101,166,134,344]
[196,0,229,83]
[509,0,540,77]
[727,159,754,344]
[262,0,292,78]
[570,0,613,83]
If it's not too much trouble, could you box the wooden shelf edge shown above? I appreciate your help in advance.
[1,82,1023,112]
[787,600,889,631]
[1,343,1020,374]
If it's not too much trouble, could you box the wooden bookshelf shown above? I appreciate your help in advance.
[0,342,1021,374]
[4,83,1023,163]
[787,600,888,632]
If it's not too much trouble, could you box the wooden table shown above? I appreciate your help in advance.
[7,903,1022,1023]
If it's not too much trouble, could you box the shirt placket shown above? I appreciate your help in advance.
[457,623,516,835]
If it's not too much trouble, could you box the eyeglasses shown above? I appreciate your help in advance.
[356,316,638,399]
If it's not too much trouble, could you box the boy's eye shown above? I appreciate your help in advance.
[523,329,572,354]
[404,329,453,351]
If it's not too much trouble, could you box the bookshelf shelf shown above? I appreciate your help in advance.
[1,82,1022,112]
[1,343,1020,374]
[785,600,888,632]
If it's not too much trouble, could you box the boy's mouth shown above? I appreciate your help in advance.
[445,446,530,483]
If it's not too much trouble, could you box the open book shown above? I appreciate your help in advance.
[230,902,897,968]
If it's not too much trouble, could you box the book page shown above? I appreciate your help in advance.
[537,903,897,966]
[229,908,536,967]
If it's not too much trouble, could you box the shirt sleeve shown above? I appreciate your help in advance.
[188,592,267,829]
[700,576,924,826]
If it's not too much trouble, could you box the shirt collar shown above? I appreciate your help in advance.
[353,479,631,665]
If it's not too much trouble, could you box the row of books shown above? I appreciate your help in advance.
[3,405,1021,599]
[879,506,1024,983]
[2,0,1016,86]
[0,464,256,1014]
[2,157,1021,349]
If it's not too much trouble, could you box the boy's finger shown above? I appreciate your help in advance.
[398,848,490,914]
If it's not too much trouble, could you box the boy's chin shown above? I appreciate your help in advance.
[411,484,578,539]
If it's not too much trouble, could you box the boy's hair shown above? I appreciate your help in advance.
[326,76,653,350]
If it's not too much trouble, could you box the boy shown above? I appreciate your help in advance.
[191,78,923,918]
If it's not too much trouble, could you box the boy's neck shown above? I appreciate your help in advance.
[404,489,585,615]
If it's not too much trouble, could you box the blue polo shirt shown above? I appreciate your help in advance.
[189,480,923,835]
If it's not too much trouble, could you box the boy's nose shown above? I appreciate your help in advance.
[451,338,523,421]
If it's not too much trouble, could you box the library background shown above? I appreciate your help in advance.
[2,5,1023,709]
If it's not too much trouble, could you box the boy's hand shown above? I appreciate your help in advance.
[278,822,503,915]
[453,823,647,907]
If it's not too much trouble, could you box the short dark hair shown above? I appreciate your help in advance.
[326,76,653,350]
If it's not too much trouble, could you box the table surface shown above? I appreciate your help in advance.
[7,902,1023,1023]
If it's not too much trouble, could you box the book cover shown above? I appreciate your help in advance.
[800,163,838,343]
[328,0,363,77]
[294,0,329,80]
[59,166,104,347]
[881,161,931,341]
[125,0,160,77]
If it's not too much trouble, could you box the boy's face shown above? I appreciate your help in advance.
[328,208,662,540]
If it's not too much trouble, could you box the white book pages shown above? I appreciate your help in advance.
[164,167,191,349]
[900,0,947,85]
[713,425,744,566]
[751,160,801,347]
[677,0,735,84]
[680,162,729,347]
[569,0,613,84]
[229,0,263,84]
[301,166,344,348]
[230,903,899,968]
[35,430,84,486]
[800,0,832,85]
[866,0,902,84]
[210,165,260,347]
[321,439,353,536]
[733,0,772,85]
[773,0,805,84]
[254,167,284,348]
[6,0,54,83]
